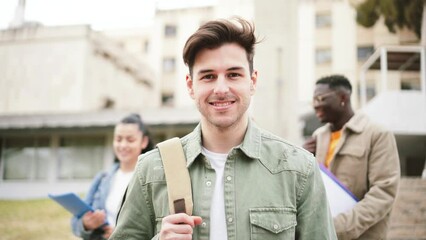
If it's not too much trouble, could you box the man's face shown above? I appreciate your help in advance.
[186,43,257,129]
[313,84,341,124]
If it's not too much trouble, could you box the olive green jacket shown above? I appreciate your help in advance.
[110,119,337,240]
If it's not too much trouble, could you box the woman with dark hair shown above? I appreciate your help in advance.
[71,113,154,240]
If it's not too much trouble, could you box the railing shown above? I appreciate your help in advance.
[359,45,426,107]
[90,32,154,88]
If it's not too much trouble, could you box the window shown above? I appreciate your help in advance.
[316,13,331,28]
[316,48,332,64]
[162,93,174,107]
[163,58,176,73]
[1,137,50,180]
[58,136,105,180]
[164,25,177,37]
[357,46,374,61]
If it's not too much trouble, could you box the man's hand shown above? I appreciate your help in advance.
[303,136,317,155]
[159,213,203,240]
[82,209,107,230]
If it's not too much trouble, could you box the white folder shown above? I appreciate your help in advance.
[319,163,358,217]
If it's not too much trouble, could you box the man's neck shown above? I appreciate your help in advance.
[201,117,248,154]
[331,109,354,131]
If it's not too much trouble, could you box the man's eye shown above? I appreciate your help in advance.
[228,73,240,78]
[202,74,215,80]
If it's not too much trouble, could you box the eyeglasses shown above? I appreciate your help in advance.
[313,91,336,105]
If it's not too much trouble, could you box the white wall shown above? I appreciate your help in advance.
[0,26,89,113]
[252,0,302,143]
[85,44,159,111]
[0,25,157,114]
[215,0,254,19]
[298,2,315,104]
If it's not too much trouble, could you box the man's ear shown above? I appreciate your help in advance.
[186,74,195,99]
[340,91,349,103]
[250,70,258,95]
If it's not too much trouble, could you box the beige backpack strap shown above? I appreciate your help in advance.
[157,137,193,215]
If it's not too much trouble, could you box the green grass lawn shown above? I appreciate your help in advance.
[0,198,79,240]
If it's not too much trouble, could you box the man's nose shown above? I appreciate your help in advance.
[213,76,229,94]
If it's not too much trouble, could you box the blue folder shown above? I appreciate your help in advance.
[48,192,93,218]
[319,163,359,217]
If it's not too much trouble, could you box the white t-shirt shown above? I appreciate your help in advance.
[202,147,228,240]
[105,169,134,226]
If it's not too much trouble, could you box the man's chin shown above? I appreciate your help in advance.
[318,117,328,123]
[207,117,236,129]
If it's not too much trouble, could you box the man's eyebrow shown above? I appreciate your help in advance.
[227,66,244,71]
[196,66,244,75]
[197,69,214,75]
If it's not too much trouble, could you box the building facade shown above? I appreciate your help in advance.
[0,25,159,114]
[0,24,198,199]
[1,0,424,199]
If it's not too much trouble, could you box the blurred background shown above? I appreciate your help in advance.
[0,0,425,239]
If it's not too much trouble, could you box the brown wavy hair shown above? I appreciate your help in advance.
[182,17,258,77]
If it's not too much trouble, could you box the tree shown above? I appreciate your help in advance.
[354,0,425,42]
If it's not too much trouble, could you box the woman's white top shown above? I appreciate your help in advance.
[105,169,134,226]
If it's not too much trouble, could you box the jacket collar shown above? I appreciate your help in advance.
[182,123,203,168]
[182,118,261,167]
[343,111,369,133]
[239,118,262,160]
[319,111,368,134]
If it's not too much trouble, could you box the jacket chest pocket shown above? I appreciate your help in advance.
[335,145,368,190]
[338,145,366,159]
[249,207,296,240]
[335,145,367,175]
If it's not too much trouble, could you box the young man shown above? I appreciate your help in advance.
[303,75,400,239]
[110,17,336,240]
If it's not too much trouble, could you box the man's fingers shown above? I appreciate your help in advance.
[160,214,203,239]
[160,214,203,237]
[192,216,203,226]
[167,223,194,234]
[163,213,202,227]
[163,213,190,224]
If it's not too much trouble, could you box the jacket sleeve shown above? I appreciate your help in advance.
[70,171,106,239]
[295,155,337,239]
[334,130,400,239]
[109,164,157,239]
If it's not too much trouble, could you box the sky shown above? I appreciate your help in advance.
[0,0,157,31]
[0,0,217,31]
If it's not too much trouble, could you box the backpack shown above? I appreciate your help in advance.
[157,137,193,215]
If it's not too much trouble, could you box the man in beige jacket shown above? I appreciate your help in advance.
[303,74,400,239]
